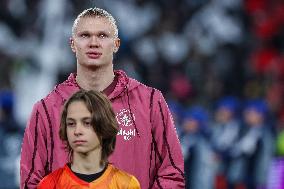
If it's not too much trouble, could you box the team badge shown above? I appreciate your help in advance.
[116,109,136,141]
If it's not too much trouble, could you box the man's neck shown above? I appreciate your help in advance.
[76,64,115,92]
[71,150,104,175]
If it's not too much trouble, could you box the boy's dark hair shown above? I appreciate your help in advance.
[59,89,118,165]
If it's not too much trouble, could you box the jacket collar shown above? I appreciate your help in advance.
[56,70,139,101]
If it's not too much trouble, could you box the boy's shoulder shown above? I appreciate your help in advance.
[37,167,65,188]
[109,164,140,187]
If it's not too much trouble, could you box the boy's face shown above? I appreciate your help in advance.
[70,16,120,69]
[66,100,101,155]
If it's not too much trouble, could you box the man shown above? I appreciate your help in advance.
[20,8,184,189]
[38,90,140,188]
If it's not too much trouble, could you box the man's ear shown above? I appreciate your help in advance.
[114,38,120,53]
[70,37,76,53]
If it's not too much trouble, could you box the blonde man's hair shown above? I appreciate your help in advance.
[72,7,118,38]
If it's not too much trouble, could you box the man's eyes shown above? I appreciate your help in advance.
[80,33,90,38]
[79,33,108,39]
[98,33,108,38]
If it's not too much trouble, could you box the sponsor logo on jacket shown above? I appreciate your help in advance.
[116,109,136,141]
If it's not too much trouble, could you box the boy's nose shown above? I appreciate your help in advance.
[74,125,83,136]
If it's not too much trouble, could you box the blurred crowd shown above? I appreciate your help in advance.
[0,0,284,188]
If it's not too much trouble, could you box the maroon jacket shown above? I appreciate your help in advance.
[20,70,185,189]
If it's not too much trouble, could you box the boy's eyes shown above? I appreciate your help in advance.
[66,121,92,127]
[67,122,75,127]
[83,120,91,126]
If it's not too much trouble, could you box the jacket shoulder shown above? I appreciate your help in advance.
[39,80,76,106]
[129,78,162,96]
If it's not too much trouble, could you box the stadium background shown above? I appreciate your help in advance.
[0,0,284,188]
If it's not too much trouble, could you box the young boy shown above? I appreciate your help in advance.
[37,90,140,188]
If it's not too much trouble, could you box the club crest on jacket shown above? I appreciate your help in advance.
[116,109,136,141]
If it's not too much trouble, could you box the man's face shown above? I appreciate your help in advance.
[70,16,120,69]
[66,100,101,155]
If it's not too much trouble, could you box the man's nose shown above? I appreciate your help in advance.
[89,36,100,48]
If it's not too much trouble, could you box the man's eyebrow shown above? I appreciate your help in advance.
[77,30,90,34]
[77,29,112,35]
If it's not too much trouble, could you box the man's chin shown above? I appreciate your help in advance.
[85,62,102,70]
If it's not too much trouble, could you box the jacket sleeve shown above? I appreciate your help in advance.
[150,90,185,188]
[20,101,48,189]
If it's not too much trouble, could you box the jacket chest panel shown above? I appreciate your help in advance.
[112,99,151,142]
